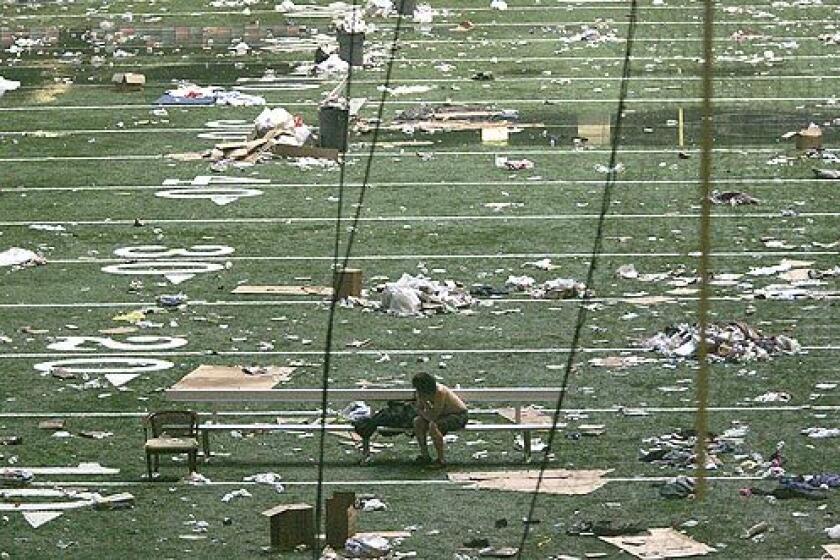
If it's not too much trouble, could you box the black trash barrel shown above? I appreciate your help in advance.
[397,0,416,15]
[319,105,349,152]
[337,30,364,66]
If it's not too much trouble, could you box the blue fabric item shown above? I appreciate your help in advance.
[154,94,216,105]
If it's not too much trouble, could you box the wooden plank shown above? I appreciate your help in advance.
[231,285,333,296]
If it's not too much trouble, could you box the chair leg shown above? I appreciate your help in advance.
[188,451,197,474]
[202,430,210,459]
[146,452,153,480]
[523,430,532,463]
[153,454,159,474]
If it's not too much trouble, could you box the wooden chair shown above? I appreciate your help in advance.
[143,410,199,479]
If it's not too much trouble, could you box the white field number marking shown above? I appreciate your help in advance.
[47,336,188,352]
[34,357,174,374]
[157,175,268,206]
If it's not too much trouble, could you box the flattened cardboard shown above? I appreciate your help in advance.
[823,544,840,559]
[232,285,333,296]
[170,365,296,391]
[497,406,552,424]
[449,469,611,495]
[600,528,715,559]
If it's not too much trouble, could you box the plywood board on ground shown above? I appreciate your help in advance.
[170,365,296,391]
[600,528,715,559]
[449,469,611,495]
[231,285,333,296]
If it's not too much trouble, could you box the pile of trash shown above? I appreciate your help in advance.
[710,190,760,206]
[377,273,474,316]
[0,76,21,97]
[506,275,586,299]
[642,322,801,362]
[639,425,779,475]
[561,23,621,45]
[743,473,840,500]
[170,107,314,170]
[366,103,520,134]
[154,83,265,106]
[0,247,46,268]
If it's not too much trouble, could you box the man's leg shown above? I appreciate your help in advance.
[413,416,431,461]
[428,421,445,464]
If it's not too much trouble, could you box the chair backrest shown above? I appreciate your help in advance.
[147,410,198,438]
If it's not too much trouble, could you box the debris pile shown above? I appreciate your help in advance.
[639,425,776,474]
[169,107,317,170]
[710,191,759,206]
[0,247,46,268]
[0,76,21,97]
[155,83,266,106]
[378,273,474,315]
[642,322,801,362]
[506,275,586,299]
[364,103,520,134]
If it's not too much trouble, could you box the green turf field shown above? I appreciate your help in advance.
[0,0,838,558]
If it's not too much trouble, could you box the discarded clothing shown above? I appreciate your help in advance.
[352,400,416,439]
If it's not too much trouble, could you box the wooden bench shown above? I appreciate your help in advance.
[166,387,565,462]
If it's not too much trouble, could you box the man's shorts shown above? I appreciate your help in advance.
[435,410,468,433]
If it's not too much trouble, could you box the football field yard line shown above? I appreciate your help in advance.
[1,178,832,192]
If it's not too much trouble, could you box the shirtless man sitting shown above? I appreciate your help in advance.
[412,372,468,467]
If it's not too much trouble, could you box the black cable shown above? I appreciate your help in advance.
[312,6,407,557]
[515,1,641,557]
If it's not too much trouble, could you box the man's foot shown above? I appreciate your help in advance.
[414,454,432,465]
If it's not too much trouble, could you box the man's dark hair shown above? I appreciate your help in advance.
[412,372,437,395]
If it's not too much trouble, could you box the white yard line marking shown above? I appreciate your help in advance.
[1,95,838,113]
[2,213,839,227]
[1,346,837,359]
[26,475,773,489]
[12,74,840,94]
[0,146,800,162]
[3,404,839,418]
[36,250,840,264]
[2,294,823,310]
[1,178,832,193]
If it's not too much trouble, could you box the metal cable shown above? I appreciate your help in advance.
[515,1,641,556]
[312,6,407,556]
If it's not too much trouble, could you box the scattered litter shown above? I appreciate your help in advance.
[710,191,759,206]
[345,534,392,558]
[495,156,534,171]
[0,76,21,96]
[642,322,801,362]
[220,488,252,503]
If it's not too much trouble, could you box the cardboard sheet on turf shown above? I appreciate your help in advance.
[231,285,333,296]
[496,406,552,424]
[600,528,715,559]
[824,545,840,560]
[170,365,296,391]
[449,469,611,495]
